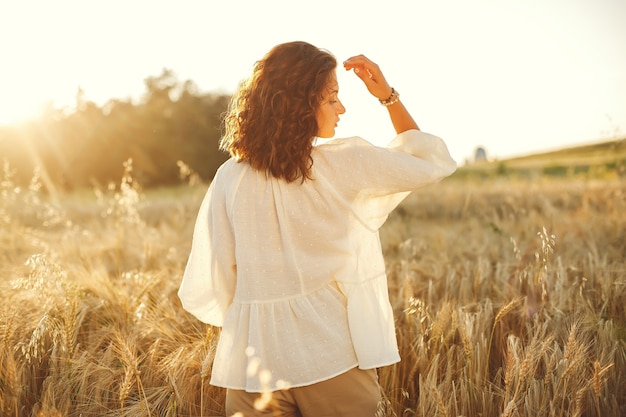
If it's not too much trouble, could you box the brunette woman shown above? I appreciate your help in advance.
[179,41,456,416]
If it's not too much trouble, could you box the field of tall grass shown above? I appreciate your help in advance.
[1,159,625,416]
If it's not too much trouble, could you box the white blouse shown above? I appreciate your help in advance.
[178,129,456,392]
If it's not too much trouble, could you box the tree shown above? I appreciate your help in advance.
[1,69,231,189]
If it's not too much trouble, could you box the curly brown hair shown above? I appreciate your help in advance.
[220,41,337,182]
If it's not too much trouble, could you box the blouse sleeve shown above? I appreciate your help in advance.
[178,175,236,327]
[365,129,456,228]
[334,129,457,230]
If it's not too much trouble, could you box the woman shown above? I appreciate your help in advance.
[178,41,456,416]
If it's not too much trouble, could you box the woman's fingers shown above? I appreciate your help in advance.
[343,55,374,75]
[343,55,391,99]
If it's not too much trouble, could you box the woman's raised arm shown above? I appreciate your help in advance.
[343,54,420,134]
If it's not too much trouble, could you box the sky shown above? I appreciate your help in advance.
[1,0,625,163]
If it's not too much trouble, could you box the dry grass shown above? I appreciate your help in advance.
[1,160,625,416]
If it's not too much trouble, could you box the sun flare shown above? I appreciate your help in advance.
[0,61,76,126]
[0,96,47,126]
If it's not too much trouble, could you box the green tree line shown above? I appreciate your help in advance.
[0,69,231,190]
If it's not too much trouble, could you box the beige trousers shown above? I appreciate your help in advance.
[225,367,381,417]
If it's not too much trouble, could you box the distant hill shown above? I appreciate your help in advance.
[455,138,626,179]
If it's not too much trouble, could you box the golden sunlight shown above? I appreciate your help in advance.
[0,95,47,126]
[0,68,90,126]
[0,56,74,126]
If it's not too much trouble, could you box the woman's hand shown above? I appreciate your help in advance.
[343,54,420,134]
[343,55,393,101]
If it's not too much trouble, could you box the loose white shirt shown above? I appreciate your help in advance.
[178,129,456,392]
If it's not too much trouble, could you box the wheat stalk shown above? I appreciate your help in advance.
[592,360,614,416]
[432,385,448,417]
[119,365,135,410]
[484,297,523,382]
[200,340,215,417]
[572,386,586,417]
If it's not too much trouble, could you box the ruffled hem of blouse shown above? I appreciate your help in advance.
[210,277,399,392]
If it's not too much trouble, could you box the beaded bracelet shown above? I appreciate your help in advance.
[379,88,400,106]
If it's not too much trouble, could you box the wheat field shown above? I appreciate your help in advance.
[1,161,625,416]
